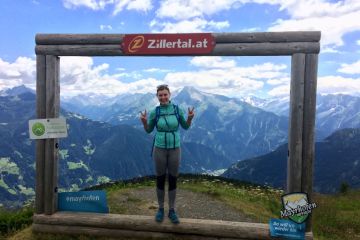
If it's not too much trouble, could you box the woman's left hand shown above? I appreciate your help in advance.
[188,107,195,120]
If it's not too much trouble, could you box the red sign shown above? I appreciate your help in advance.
[122,33,215,55]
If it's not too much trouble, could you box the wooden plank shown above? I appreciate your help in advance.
[32,224,241,240]
[302,54,318,232]
[33,213,270,239]
[287,53,306,193]
[44,55,60,215]
[35,42,320,56]
[35,32,321,45]
[36,34,126,45]
[35,55,46,214]
[213,31,321,43]
[32,213,314,239]
[213,42,319,56]
[33,224,313,240]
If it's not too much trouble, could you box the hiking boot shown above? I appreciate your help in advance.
[155,208,164,222]
[168,209,180,224]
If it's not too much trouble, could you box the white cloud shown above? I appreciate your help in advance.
[150,18,229,33]
[63,0,112,10]
[156,0,240,20]
[100,24,112,30]
[4,54,359,99]
[357,40,360,45]
[126,0,153,12]
[268,75,360,97]
[112,0,152,15]
[268,84,289,97]
[155,0,360,48]
[267,0,360,48]
[152,0,234,32]
[151,0,360,48]
[337,60,360,74]
[143,68,171,73]
[318,75,360,95]
[160,61,288,98]
[60,57,125,96]
[63,58,287,98]
[274,0,360,19]
[62,0,152,14]
[207,20,230,30]
[163,70,264,98]
[190,57,236,69]
[150,18,207,33]
[321,46,340,53]
[0,57,36,90]
[267,77,289,86]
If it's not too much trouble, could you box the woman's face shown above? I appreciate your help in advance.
[157,89,170,105]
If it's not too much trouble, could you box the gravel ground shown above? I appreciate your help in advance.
[110,186,255,223]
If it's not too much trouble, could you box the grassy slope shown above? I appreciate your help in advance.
[3,174,360,240]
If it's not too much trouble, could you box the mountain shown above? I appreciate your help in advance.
[171,87,289,161]
[257,94,360,139]
[62,86,289,162]
[0,85,35,97]
[0,91,232,208]
[222,128,360,193]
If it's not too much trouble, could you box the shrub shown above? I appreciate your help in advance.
[0,207,33,236]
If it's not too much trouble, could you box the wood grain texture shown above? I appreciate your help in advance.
[35,32,320,44]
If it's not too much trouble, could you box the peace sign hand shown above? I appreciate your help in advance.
[140,109,147,125]
[188,107,195,120]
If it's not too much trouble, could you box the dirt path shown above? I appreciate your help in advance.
[109,186,255,222]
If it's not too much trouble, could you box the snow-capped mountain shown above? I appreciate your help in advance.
[255,94,360,138]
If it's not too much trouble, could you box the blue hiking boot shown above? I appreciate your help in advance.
[155,208,164,222]
[168,209,180,224]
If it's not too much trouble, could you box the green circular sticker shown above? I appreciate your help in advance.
[32,122,45,136]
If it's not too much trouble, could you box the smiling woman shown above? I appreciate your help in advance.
[140,84,194,224]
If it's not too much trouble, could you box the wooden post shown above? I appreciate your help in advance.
[287,53,306,193]
[35,55,46,214]
[302,54,318,231]
[44,55,60,215]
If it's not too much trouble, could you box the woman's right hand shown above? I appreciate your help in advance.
[140,109,147,125]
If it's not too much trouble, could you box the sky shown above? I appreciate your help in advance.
[0,0,360,99]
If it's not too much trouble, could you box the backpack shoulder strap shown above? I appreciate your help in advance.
[173,105,180,119]
[173,104,180,127]
[155,106,161,128]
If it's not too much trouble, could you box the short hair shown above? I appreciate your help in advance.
[156,84,170,94]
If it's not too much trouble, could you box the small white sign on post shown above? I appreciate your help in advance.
[29,118,68,139]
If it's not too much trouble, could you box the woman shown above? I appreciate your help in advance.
[140,84,194,224]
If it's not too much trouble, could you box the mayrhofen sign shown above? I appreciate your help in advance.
[122,33,215,55]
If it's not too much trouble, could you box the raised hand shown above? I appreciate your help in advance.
[188,107,195,120]
[140,109,147,125]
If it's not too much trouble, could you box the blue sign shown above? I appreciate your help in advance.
[58,190,109,213]
[269,218,305,240]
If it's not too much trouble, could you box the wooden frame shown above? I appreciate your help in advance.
[34,31,320,239]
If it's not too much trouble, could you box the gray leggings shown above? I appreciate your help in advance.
[153,147,180,210]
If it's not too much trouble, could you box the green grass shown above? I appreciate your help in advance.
[312,191,360,240]
[3,174,360,240]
